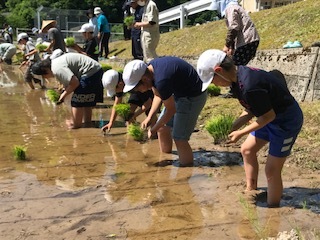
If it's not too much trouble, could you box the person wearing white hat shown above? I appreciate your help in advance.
[31,51,104,129]
[41,20,66,53]
[70,23,99,61]
[101,69,156,132]
[197,49,303,207]
[122,57,207,166]
[94,7,111,59]
[17,32,44,89]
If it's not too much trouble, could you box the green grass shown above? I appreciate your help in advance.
[114,103,131,121]
[109,0,320,58]
[13,145,27,160]
[207,84,221,96]
[46,89,60,103]
[205,114,235,144]
[127,123,145,141]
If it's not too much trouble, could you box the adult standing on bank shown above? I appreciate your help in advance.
[197,49,303,207]
[31,50,104,129]
[41,20,66,53]
[86,9,98,37]
[94,7,111,59]
[130,0,144,60]
[133,0,160,63]
[122,57,207,166]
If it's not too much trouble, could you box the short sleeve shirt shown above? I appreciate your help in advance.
[48,28,66,52]
[51,53,102,86]
[231,66,294,116]
[142,0,159,34]
[97,14,110,33]
[150,57,203,100]
[26,40,41,62]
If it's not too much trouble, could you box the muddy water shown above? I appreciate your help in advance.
[0,65,319,240]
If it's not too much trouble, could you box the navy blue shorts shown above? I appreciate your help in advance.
[251,101,303,157]
[71,68,104,107]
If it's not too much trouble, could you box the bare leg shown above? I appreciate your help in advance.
[265,155,286,207]
[157,125,172,153]
[241,134,268,191]
[174,139,193,166]
[83,107,93,126]
[71,107,84,129]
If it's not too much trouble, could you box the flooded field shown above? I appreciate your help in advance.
[0,65,319,240]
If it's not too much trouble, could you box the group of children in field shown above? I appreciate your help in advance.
[1,0,305,208]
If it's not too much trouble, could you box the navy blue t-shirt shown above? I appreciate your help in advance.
[149,57,203,100]
[231,66,294,117]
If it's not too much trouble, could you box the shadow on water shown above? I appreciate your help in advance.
[0,66,319,239]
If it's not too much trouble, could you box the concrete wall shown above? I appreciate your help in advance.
[109,47,320,102]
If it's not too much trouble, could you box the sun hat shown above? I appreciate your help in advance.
[197,49,227,92]
[123,60,148,93]
[31,27,39,34]
[78,23,94,33]
[41,20,57,33]
[17,32,29,43]
[50,49,64,60]
[94,7,103,15]
[102,69,120,97]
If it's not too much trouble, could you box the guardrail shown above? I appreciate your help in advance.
[159,0,212,29]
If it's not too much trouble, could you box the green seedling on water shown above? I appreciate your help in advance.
[205,114,235,144]
[13,145,27,160]
[46,89,60,103]
[114,103,131,121]
[100,63,112,72]
[127,123,144,141]
[124,16,134,27]
[36,44,47,52]
[65,37,75,47]
[207,84,221,96]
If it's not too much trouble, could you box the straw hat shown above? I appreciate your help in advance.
[41,20,57,33]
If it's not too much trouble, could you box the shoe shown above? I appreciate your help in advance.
[291,41,302,48]
[283,41,293,49]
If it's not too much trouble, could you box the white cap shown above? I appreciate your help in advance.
[102,70,120,97]
[197,49,226,92]
[94,7,103,15]
[78,23,94,33]
[17,32,29,42]
[123,60,147,93]
[50,49,64,60]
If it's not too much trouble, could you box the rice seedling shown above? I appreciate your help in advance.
[65,37,75,47]
[15,52,24,63]
[100,63,112,72]
[127,123,145,141]
[46,89,60,103]
[207,84,221,96]
[205,114,235,144]
[36,44,48,52]
[124,16,135,27]
[114,103,131,121]
[13,145,27,160]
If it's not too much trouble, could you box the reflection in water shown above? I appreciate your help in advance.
[0,66,320,239]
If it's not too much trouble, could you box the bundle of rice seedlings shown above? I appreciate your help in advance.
[127,123,144,141]
[15,51,24,62]
[114,103,131,121]
[124,16,135,27]
[207,84,221,96]
[205,114,235,144]
[65,37,75,47]
[36,44,48,52]
[13,145,27,160]
[100,63,112,72]
[46,89,60,103]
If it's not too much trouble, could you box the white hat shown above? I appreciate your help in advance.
[123,60,147,93]
[78,23,94,33]
[50,49,64,60]
[102,70,120,97]
[17,32,29,42]
[94,7,103,15]
[197,49,226,92]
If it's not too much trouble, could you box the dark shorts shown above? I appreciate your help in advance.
[251,101,303,157]
[233,41,259,66]
[128,90,154,107]
[71,68,104,107]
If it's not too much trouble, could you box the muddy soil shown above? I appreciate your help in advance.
[0,65,319,240]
